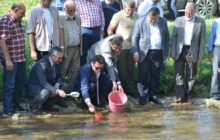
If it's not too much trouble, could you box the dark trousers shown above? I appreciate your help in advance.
[175,46,197,99]
[30,82,68,109]
[167,0,178,20]
[81,27,100,65]
[1,61,26,114]
[36,50,49,61]
[138,50,163,97]
[117,49,135,94]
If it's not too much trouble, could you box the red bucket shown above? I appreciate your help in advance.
[108,91,127,113]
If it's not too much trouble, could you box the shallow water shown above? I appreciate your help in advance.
[1,98,220,140]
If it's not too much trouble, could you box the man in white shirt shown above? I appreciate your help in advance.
[170,2,206,104]
[27,0,60,61]
[132,7,170,105]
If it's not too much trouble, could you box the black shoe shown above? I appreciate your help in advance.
[55,100,68,108]
[139,96,147,105]
[149,96,163,105]
[14,105,25,112]
[212,96,220,100]
[28,105,41,114]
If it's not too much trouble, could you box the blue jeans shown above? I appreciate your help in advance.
[1,61,26,114]
[210,47,220,98]
[81,27,100,65]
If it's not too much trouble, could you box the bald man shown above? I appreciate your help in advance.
[0,2,26,117]
[170,2,206,104]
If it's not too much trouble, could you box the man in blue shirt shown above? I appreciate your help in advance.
[74,55,112,112]
[208,18,220,100]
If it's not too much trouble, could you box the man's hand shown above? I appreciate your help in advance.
[118,84,124,93]
[57,89,67,97]
[208,52,213,62]
[171,54,175,60]
[112,81,117,91]
[85,99,95,113]
[88,103,95,113]
[6,60,13,71]
[31,50,38,61]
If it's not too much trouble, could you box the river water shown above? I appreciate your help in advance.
[1,97,220,140]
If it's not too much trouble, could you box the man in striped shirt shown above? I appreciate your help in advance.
[0,2,26,117]
[75,0,105,65]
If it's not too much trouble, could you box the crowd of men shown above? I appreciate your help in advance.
[0,0,219,117]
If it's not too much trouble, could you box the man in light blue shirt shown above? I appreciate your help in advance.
[208,18,220,100]
[137,0,164,17]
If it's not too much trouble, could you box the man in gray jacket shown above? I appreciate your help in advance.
[132,7,170,105]
[87,34,124,93]
[170,2,206,104]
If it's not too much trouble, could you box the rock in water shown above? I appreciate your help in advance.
[206,98,220,109]
[11,113,21,120]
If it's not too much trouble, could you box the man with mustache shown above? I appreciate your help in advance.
[170,2,206,104]
[0,2,26,117]
[59,0,81,92]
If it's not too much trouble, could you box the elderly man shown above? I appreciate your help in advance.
[170,2,206,104]
[75,0,105,65]
[137,0,163,17]
[59,0,81,91]
[27,0,60,61]
[26,46,68,114]
[0,3,26,117]
[132,7,170,105]
[74,55,112,112]
[87,34,124,92]
[208,14,220,100]
[108,0,138,98]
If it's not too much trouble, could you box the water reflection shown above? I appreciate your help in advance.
[107,113,127,135]
[1,98,220,139]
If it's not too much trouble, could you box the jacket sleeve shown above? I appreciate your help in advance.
[170,19,178,57]
[80,66,90,100]
[198,18,206,60]
[163,19,170,59]
[132,20,140,55]
[35,63,58,96]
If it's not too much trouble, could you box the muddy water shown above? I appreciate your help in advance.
[1,98,220,140]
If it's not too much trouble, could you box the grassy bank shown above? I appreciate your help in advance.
[0,1,216,100]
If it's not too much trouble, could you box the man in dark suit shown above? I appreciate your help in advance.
[132,7,170,105]
[26,46,68,113]
[170,2,206,104]
[74,55,112,112]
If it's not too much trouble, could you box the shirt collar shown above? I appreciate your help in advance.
[49,56,54,66]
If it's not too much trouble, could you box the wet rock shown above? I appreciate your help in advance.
[205,98,220,109]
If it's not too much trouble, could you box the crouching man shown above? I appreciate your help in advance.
[26,46,68,113]
[74,55,112,112]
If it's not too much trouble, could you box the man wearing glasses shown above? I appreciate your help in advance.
[74,55,112,112]
[26,46,68,114]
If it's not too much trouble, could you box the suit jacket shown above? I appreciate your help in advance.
[87,34,122,81]
[26,55,63,98]
[170,16,206,62]
[132,16,170,62]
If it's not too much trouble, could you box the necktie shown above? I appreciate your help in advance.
[51,65,56,80]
